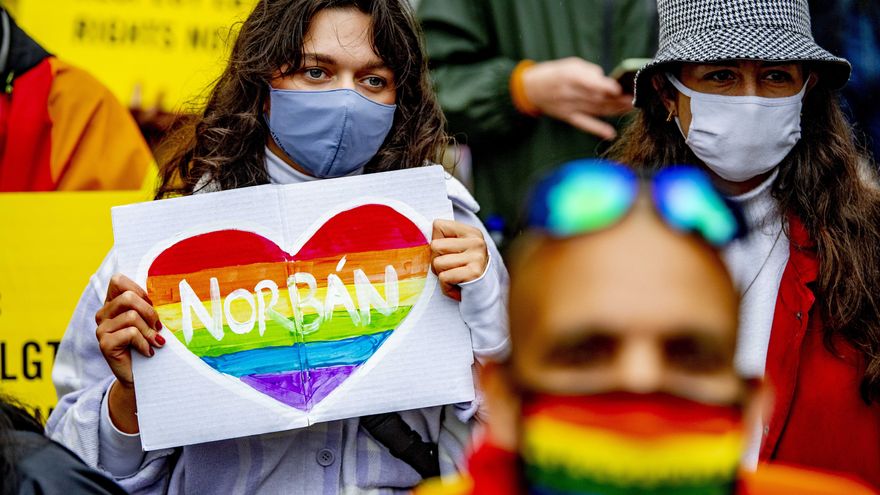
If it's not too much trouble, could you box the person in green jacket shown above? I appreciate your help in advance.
[417,0,657,245]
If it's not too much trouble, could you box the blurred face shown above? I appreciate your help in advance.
[270,8,397,104]
[508,198,742,405]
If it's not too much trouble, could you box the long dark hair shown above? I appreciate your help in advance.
[610,69,880,402]
[156,0,446,197]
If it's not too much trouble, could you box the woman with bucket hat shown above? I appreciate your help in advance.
[611,0,880,488]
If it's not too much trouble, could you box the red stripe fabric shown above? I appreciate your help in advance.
[522,392,742,437]
[148,205,428,276]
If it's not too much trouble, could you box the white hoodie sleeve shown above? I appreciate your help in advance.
[444,175,511,362]
[46,249,176,491]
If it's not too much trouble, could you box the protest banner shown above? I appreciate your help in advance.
[111,166,475,449]
[0,190,152,418]
[9,0,256,112]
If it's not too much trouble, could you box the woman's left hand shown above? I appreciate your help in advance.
[430,219,489,302]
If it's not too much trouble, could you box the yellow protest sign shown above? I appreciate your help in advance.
[8,0,256,112]
[0,191,151,418]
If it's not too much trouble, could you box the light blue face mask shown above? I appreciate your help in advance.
[266,88,397,178]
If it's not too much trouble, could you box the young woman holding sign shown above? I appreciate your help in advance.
[46,1,509,493]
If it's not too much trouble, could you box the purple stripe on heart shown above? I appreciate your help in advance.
[240,365,359,410]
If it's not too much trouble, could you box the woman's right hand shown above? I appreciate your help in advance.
[95,273,164,433]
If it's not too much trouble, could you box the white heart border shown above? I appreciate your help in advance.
[133,198,437,416]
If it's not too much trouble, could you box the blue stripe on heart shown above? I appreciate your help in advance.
[200,330,393,377]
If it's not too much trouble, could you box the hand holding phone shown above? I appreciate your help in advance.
[520,57,633,139]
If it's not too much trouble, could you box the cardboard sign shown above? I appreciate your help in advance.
[111,166,475,450]
[10,0,256,112]
[0,190,152,419]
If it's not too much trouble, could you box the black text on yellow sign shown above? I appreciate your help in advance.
[0,190,151,420]
[0,339,60,419]
[11,0,258,111]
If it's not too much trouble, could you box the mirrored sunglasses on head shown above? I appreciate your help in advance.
[527,159,747,247]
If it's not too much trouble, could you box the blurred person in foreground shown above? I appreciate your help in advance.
[609,0,880,487]
[415,159,877,495]
[0,396,125,495]
[0,8,153,191]
[417,0,657,244]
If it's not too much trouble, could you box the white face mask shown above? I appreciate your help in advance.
[666,73,808,183]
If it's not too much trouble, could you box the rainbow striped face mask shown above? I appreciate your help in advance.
[520,392,745,495]
[527,159,745,248]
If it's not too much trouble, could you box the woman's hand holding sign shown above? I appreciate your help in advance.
[430,220,490,302]
[96,273,164,433]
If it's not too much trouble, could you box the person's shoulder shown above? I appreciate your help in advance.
[8,430,47,457]
[12,431,127,494]
[47,58,114,103]
[739,463,877,495]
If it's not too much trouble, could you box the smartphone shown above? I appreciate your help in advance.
[609,58,653,95]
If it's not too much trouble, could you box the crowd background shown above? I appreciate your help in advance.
[4,0,877,215]
[810,0,880,161]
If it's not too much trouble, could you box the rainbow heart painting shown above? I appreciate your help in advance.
[145,204,431,411]
[113,166,476,448]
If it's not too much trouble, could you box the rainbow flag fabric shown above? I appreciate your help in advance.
[521,393,744,495]
[145,204,431,410]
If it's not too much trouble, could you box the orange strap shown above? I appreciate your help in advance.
[509,59,541,117]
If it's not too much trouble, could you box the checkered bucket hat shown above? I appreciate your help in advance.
[633,0,852,107]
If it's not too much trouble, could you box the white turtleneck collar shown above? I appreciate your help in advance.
[727,168,780,234]
[722,167,788,375]
[722,168,790,469]
[194,146,366,193]
[264,146,364,185]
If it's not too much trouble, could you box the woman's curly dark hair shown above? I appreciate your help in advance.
[156,0,447,197]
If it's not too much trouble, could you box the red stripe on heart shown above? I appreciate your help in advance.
[148,230,290,277]
[148,204,427,277]
[295,204,428,259]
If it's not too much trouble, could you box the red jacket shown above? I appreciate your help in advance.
[761,216,880,488]
[0,15,151,191]
[414,441,877,495]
